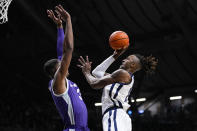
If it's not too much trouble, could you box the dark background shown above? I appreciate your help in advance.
[0,0,197,131]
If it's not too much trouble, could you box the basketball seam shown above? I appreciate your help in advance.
[110,38,129,43]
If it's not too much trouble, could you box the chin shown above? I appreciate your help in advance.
[66,73,69,77]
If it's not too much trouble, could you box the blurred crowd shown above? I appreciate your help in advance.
[0,98,63,131]
[0,97,197,131]
[132,100,197,131]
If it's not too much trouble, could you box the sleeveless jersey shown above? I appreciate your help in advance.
[101,75,134,114]
[48,79,89,129]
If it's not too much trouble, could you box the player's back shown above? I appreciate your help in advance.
[49,79,89,129]
[102,75,134,114]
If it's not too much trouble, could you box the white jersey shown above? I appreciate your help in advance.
[102,75,134,114]
[102,108,132,131]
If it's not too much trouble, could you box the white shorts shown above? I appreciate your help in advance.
[102,108,132,131]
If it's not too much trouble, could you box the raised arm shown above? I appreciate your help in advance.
[92,48,128,78]
[57,27,64,60]
[78,56,131,89]
[52,5,74,95]
[47,10,64,60]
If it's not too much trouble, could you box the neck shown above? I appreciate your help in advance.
[122,67,135,74]
[128,69,136,74]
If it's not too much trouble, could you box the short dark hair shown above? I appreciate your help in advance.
[134,54,158,75]
[43,59,60,78]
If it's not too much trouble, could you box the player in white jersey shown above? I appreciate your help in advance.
[78,49,158,131]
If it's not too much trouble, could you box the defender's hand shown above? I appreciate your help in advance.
[77,56,92,74]
[55,5,71,22]
[47,9,62,27]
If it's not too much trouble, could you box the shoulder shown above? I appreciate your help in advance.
[111,69,131,83]
[111,69,130,77]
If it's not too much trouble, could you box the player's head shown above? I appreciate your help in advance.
[120,54,158,75]
[43,59,61,79]
[120,55,141,73]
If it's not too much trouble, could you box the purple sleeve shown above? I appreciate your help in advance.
[48,80,53,91]
[57,28,64,60]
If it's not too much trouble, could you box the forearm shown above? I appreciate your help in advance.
[63,18,73,51]
[83,73,101,89]
[57,25,64,60]
[92,55,115,78]
[59,18,73,77]
[84,72,97,85]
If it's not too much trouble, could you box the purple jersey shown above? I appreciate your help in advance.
[49,79,89,131]
[48,28,89,131]
[57,28,64,60]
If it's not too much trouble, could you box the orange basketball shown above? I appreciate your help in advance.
[109,31,129,50]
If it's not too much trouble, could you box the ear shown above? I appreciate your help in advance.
[130,61,135,68]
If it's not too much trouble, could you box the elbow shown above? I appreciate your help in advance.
[66,42,74,50]
[63,38,74,50]
[92,70,104,78]
[92,70,97,77]
[89,83,96,89]
[67,46,74,51]
[66,39,74,49]
[63,44,74,52]
[92,69,98,76]
[89,83,102,90]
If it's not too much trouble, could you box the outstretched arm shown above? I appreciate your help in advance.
[47,10,64,60]
[52,5,74,95]
[92,48,128,78]
[78,56,131,89]
[57,27,64,60]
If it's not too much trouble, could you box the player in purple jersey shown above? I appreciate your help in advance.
[43,5,90,131]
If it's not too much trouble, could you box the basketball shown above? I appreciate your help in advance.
[109,31,129,50]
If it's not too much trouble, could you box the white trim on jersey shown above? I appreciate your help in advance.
[51,78,69,97]
[62,92,75,125]
[51,79,75,125]
[68,129,75,131]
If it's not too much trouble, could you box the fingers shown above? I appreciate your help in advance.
[86,56,89,63]
[55,10,61,19]
[55,5,70,19]
[80,56,86,64]
[86,56,92,66]
[58,5,65,11]
[123,45,129,50]
[50,10,57,20]
[78,59,84,66]
[47,10,50,15]
[48,5,70,24]
[78,56,92,65]
[77,64,83,68]
[47,9,58,21]
[47,10,53,18]
[58,5,69,14]
[55,5,63,15]
[78,56,85,66]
